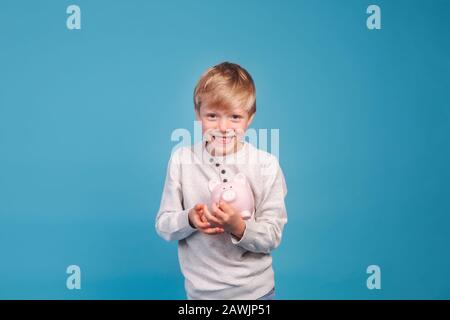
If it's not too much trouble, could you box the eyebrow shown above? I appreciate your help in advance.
[203,109,244,116]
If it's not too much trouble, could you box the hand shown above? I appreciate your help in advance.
[203,201,246,240]
[188,204,225,235]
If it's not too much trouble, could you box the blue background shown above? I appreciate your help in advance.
[1,0,449,299]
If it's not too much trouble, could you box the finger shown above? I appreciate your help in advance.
[207,203,223,221]
[200,213,208,223]
[193,214,211,229]
[201,227,225,234]
[212,202,227,219]
[195,203,204,211]
[218,200,232,213]
[203,205,222,225]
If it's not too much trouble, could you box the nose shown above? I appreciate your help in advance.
[222,190,236,202]
[219,118,228,133]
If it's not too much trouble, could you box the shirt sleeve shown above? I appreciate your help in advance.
[155,148,197,241]
[231,155,288,254]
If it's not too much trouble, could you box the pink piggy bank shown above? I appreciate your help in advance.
[208,172,255,220]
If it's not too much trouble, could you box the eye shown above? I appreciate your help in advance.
[206,113,217,120]
[231,115,242,121]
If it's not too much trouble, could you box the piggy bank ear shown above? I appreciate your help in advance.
[234,172,247,184]
[208,179,220,192]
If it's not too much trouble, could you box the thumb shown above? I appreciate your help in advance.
[218,200,231,211]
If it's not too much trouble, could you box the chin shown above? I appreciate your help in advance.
[210,141,237,156]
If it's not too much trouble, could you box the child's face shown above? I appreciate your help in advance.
[196,105,254,156]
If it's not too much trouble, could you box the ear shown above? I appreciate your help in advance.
[234,172,247,184]
[208,179,220,192]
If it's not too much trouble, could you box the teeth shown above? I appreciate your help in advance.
[212,135,234,144]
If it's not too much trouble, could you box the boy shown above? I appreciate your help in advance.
[155,62,288,300]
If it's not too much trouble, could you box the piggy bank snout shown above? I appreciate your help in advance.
[221,190,236,202]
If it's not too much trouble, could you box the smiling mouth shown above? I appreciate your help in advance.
[212,135,235,145]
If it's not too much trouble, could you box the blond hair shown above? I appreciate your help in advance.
[194,62,256,116]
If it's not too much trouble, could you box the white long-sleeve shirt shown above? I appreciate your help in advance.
[155,141,288,300]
